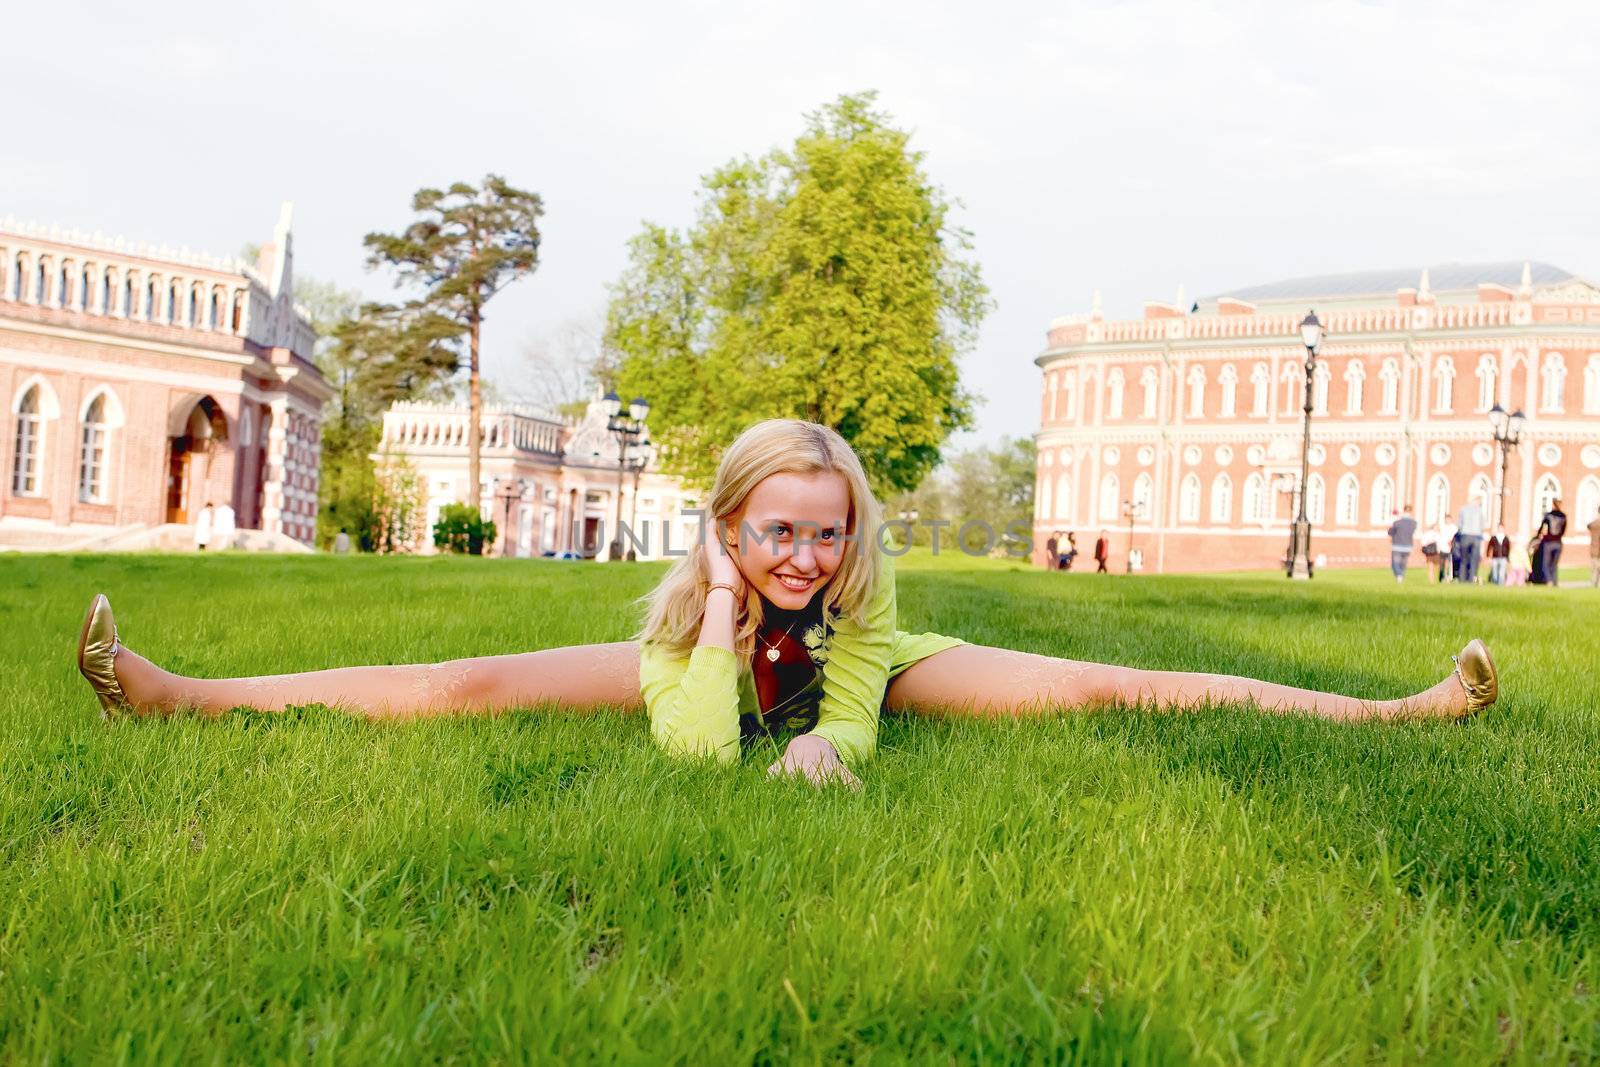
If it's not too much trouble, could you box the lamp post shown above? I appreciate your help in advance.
[1120,497,1145,574]
[1487,403,1527,531]
[1286,311,1323,579]
[625,431,650,561]
[495,480,520,557]
[603,391,650,562]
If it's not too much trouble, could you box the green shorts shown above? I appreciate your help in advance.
[887,630,966,679]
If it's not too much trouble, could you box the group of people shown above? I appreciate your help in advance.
[1386,499,1600,587]
[192,500,237,552]
[1044,530,1113,573]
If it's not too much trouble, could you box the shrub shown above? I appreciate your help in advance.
[433,503,497,555]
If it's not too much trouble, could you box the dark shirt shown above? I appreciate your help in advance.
[1538,508,1568,541]
[1486,535,1510,559]
[1387,515,1417,550]
[743,596,833,742]
[1093,538,1108,561]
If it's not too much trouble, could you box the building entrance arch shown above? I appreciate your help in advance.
[165,394,228,523]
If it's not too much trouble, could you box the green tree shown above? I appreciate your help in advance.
[433,502,497,556]
[364,175,544,502]
[606,93,990,494]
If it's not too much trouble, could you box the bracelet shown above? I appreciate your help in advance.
[705,582,741,599]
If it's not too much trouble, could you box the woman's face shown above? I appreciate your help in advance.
[728,470,852,610]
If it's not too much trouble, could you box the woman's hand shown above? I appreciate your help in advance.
[767,734,861,790]
[703,527,748,598]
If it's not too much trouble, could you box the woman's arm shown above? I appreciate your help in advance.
[804,550,896,769]
[640,543,746,762]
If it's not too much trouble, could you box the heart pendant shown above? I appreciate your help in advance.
[765,648,780,662]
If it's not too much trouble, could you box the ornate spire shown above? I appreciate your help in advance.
[1518,261,1532,298]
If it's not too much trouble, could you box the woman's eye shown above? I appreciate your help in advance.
[819,530,837,542]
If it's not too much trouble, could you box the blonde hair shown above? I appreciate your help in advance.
[636,419,884,666]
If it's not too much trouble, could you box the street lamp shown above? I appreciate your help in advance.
[1488,403,1527,531]
[1286,310,1322,579]
[1120,497,1145,574]
[604,392,649,561]
[495,480,521,557]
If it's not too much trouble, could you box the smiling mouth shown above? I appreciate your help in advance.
[773,574,816,590]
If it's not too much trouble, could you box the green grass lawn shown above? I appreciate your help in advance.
[2,551,1597,1063]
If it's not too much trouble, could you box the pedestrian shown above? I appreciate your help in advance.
[193,501,215,552]
[1420,526,1439,582]
[1386,506,1416,582]
[1045,532,1059,571]
[1457,500,1484,583]
[1435,518,1456,583]
[1485,525,1510,586]
[1093,531,1110,574]
[1063,531,1078,571]
[213,501,236,551]
[333,531,352,555]
[1590,507,1600,588]
[1508,536,1531,586]
[1535,498,1568,586]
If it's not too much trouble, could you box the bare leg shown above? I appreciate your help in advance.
[111,642,642,720]
[886,644,1467,723]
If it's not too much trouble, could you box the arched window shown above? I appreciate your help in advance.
[1132,472,1154,517]
[1250,363,1269,416]
[1306,473,1325,525]
[1242,472,1267,524]
[1139,366,1159,419]
[78,393,112,502]
[1186,365,1205,418]
[1540,352,1567,412]
[209,290,221,330]
[11,385,44,495]
[145,279,156,319]
[1585,355,1600,415]
[1531,473,1561,531]
[1218,364,1237,417]
[1476,355,1498,412]
[1106,369,1125,420]
[57,264,68,308]
[100,270,111,314]
[1055,472,1073,523]
[79,265,91,311]
[1179,473,1201,522]
[1370,473,1395,525]
[1281,362,1301,415]
[167,281,179,323]
[34,258,47,303]
[1575,476,1600,530]
[1433,356,1455,413]
[1425,473,1451,527]
[1344,360,1366,415]
[1210,473,1232,524]
[231,291,245,333]
[9,253,22,301]
[1468,474,1494,516]
[1098,473,1120,524]
[1379,359,1400,414]
[1312,363,1331,416]
[1336,473,1360,526]
[122,275,134,318]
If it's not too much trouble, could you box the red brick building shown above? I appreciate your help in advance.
[0,206,330,550]
[1033,263,1600,572]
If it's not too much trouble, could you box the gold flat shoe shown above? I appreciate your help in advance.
[77,593,131,718]
[1451,638,1498,717]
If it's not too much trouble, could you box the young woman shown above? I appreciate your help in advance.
[77,419,1499,788]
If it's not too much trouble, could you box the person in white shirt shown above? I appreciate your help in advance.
[193,502,215,551]
[212,502,236,551]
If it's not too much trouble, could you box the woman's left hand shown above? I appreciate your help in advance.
[767,734,861,790]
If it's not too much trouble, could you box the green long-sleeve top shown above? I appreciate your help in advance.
[638,554,896,768]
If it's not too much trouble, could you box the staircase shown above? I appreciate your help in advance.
[0,521,314,554]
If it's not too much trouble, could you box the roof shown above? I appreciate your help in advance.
[1207,261,1576,304]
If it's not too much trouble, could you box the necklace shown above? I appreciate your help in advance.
[758,620,797,662]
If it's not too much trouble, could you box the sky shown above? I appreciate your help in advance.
[6,0,1597,450]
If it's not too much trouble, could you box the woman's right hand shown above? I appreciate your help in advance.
[703,528,747,599]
